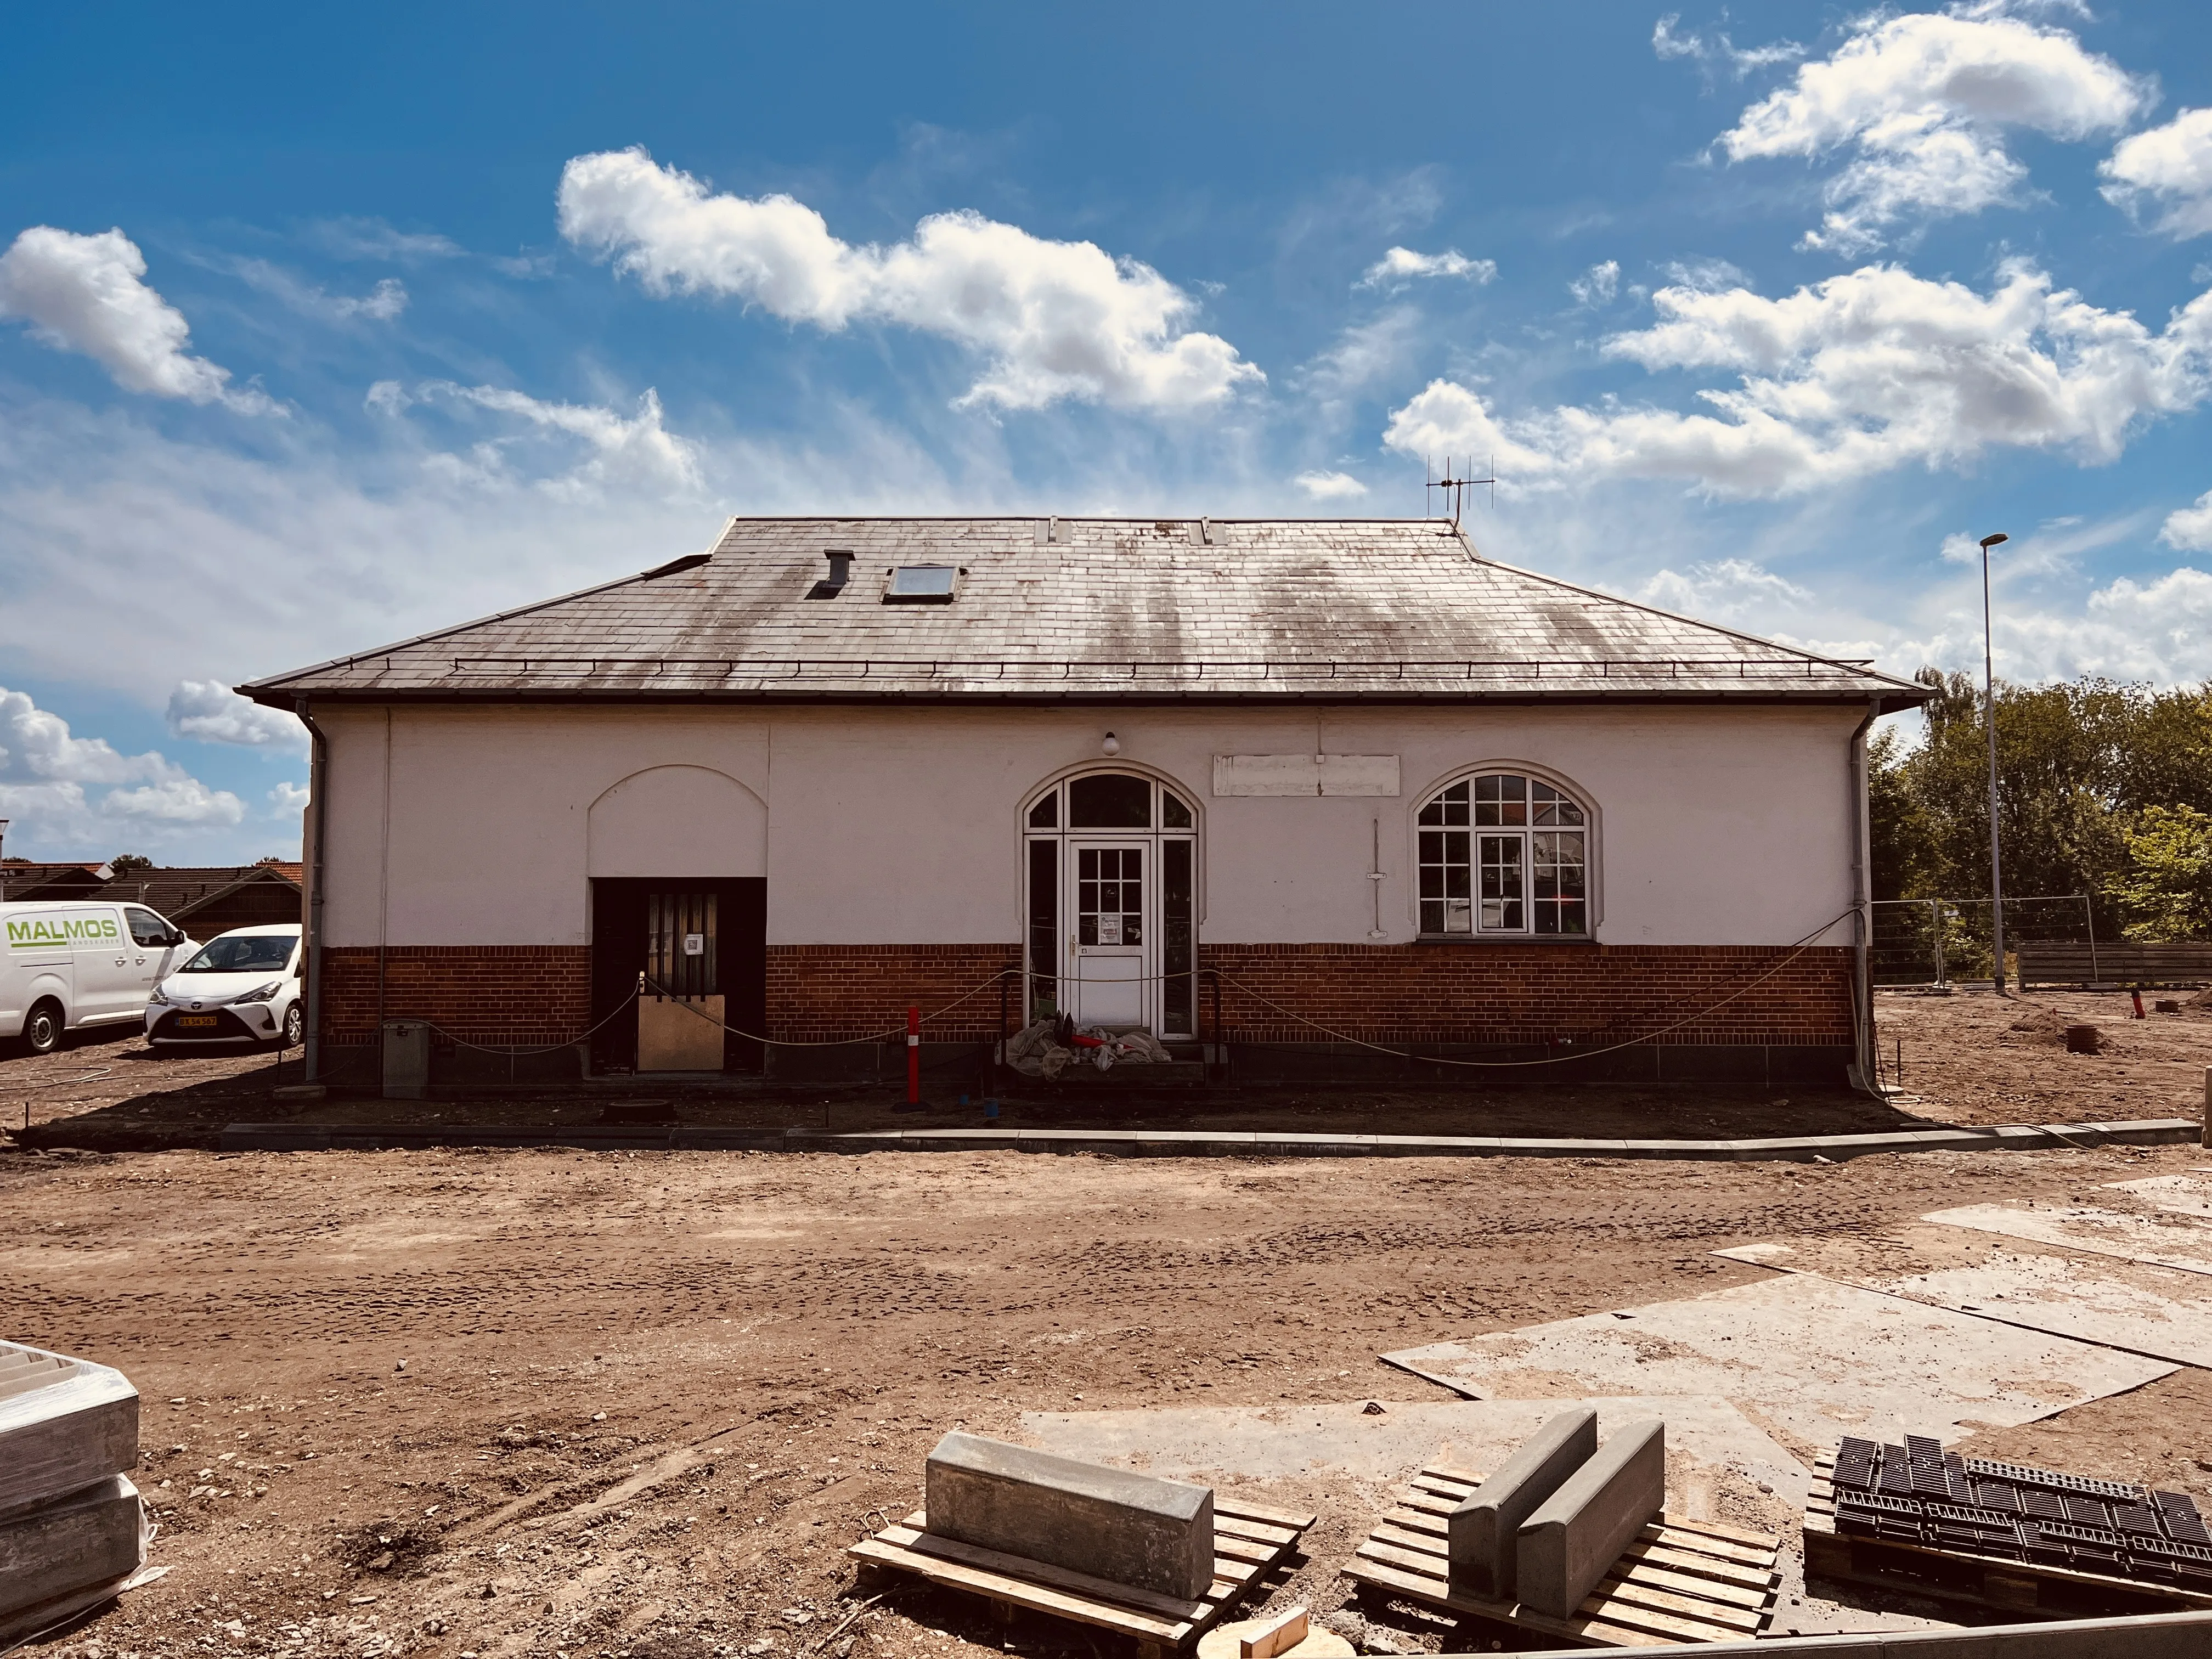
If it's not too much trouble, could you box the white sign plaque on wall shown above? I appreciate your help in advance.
[682,933,706,956]
[1212,754,1401,797]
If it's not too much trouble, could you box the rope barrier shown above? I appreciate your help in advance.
[1206,909,1860,1069]
[418,969,1023,1055]
[396,913,1858,1071]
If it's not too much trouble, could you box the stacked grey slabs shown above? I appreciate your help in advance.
[924,1431,1216,1601]
[0,1341,148,1636]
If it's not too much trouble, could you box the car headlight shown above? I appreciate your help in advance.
[148,986,171,1006]
[233,982,282,1005]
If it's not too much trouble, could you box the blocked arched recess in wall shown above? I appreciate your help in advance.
[586,765,767,878]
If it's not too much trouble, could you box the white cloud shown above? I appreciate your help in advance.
[1570,260,1621,307]
[1383,261,2212,498]
[1717,10,2150,252]
[556,145,1262,412]
[2103,109,2212,240]
[0,684,244,853]
[402,382,703,496]
[231,258,408,323]
[268,781,310,818]
[1293,469,1369,500]
[101,778,248,825]
[1652,14,1803,77]
[304,217,464,263]
[2162,489,2212,552]
[1638,558,1813,620]
[0,227,279,412]
[166,680,307,751]
[1353,247,1497,292]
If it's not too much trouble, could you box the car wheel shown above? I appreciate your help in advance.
[281,1004,304,1048]
[23,1000,64,1057]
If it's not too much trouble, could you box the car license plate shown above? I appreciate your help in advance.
[176,1015,219,1029]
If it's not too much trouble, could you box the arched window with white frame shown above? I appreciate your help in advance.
[1417,771,1590,937]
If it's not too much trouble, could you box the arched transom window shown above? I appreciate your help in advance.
[1417,773,1589,937]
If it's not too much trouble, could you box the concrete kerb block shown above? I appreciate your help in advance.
[924,1430,1215,1601]
[1446,1407,1598,1601]
[0,1474,146,1621]
[0,1342,139,1517]
[1514,1419,1664,1621]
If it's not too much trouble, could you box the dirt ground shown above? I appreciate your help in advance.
[1872,984,2212,1126]
[8,1131,2212,1659]
[8,987,2212,1657]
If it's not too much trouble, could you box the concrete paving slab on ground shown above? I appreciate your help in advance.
[1925,1200,2212,1277]
[1020,1394,1810,1521]
[1016,1396,1951,1639]
[1378,1276,2171,1462]
[1712,1223,2212,1368]
[2107,1173,2212,1217]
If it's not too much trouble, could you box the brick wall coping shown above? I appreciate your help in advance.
[213,1118,2197,1161]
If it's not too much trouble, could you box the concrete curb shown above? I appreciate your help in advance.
[208,1116,2200,1159]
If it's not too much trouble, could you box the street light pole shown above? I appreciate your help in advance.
[1980,532,2010,994]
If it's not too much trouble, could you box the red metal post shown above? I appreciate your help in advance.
[907,1005,921,1104]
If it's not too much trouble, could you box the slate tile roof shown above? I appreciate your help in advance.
[240,517,1929,709]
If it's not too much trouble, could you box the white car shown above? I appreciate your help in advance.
[146,923,304,1049]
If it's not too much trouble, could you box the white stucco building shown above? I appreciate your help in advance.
[241,517,1928,1087]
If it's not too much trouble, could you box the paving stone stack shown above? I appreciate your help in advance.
[1445,1409,1667,1620]
[924,1430,1216,1600]
[0,1341,148,1636]
[1832,1435,2212,1590]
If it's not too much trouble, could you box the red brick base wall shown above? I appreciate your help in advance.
[1200,943,1855,1047]
[319,946,592,1045]
[313,940,1853,1053]
[767,944,1022,1041]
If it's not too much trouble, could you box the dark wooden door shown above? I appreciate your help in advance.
[591,878,766,1073]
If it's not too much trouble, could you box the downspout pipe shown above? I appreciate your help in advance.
[1848,699,1881,1093]
[294,696,330,1083]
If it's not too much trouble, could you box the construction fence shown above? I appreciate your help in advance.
[1869,894,2101,988]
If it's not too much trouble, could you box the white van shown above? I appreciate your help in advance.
[1,901,199,1056]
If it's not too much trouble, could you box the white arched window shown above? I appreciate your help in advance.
[1417,772,1589,937]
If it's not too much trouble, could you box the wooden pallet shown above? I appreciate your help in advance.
[1805,1454,2212,1620]
[1340,1463,1780,1649]
[849,1495,1317,1655]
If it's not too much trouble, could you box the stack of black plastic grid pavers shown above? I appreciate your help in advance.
[1830,1435,2212,1592]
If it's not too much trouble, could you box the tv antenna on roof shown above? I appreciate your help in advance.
[1425,455,1496,529]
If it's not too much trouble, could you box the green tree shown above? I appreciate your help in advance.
[2109,806,2212,940]
[110,853,154,874]
[1870,671,2212,938]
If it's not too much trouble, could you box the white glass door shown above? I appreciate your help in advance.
[1065,839,1152,1029]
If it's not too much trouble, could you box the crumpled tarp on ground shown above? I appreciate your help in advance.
[1002,1019,1170,1079]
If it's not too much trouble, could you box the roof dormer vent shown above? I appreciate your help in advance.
[808,549,854,600]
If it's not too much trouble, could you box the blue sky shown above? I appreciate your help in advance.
[3,0,2211,864]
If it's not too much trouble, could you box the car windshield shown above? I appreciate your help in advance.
[182,936,295,974]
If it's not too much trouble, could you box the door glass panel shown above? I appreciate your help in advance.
[1026,839,1058,1020]
[647,891,718,996]
[1028,792,1058,828]
[1076,847,1143,945]
[125,906,170,946]
[1163,839,1193,1035]
[1069,774,1151,828]
[1161,789,1193,830]
[1479,835,1524,930]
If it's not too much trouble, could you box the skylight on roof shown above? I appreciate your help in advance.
[883,565,957,604]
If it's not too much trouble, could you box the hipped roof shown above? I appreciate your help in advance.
[240,517,1930,713]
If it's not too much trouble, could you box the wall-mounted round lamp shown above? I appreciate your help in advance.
[1101,731,1121,757]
